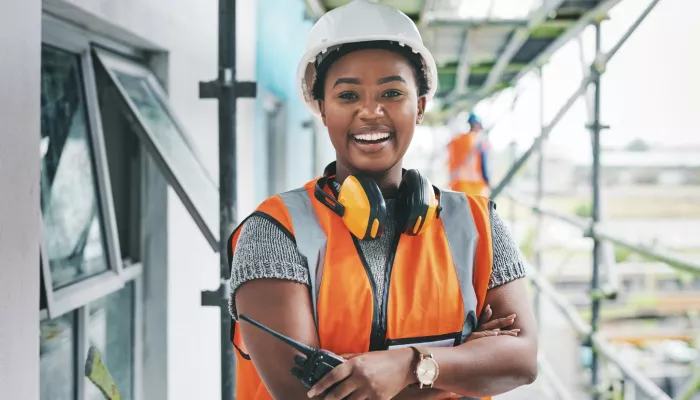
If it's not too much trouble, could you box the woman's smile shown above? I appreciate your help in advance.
[350,125,395,154]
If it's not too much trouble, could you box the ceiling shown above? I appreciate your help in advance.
[307,0,619,122]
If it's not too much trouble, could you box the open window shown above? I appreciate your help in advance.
[93,49,219,250]
[40,38,126,319]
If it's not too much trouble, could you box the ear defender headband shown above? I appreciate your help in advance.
[313,162,442,240]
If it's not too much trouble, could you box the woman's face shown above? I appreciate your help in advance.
[318,49,426,176]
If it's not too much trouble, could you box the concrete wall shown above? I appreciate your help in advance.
[0,1,41,399]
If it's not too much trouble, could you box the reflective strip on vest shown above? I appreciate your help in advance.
[439,191,479,342]
[278,189,327,326]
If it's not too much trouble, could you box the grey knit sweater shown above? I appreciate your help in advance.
[228,195,526,319]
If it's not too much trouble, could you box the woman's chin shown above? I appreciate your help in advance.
[348,158,398,177]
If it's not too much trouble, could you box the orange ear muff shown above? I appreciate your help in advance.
[337,175,386,240]
[397,169,440,236]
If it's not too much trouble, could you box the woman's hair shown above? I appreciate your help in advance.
[311,40,430,101]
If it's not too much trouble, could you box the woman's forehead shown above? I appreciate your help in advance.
[326,49,414,79]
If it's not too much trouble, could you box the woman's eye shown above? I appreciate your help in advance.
[338,92,358,100]
[382,90,403,98]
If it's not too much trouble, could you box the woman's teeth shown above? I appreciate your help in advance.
[353,132,390,142]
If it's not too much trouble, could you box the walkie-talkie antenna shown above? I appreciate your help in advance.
[239,314,315,356]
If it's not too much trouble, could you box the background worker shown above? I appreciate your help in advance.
[448,112,491,197]
[229,1,536,399]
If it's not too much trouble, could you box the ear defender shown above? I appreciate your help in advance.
[397,169,441,236]
[314,174,387,240]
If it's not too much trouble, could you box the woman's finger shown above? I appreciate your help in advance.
[479,314,516,331]
[466,329,499,342]
[319,377,358,400]
[478,304,493,326]
[340,353,360,360]
[307,362,352,398]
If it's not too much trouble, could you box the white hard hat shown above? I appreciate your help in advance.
[296,0,439,117]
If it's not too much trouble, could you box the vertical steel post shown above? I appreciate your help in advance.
[590,21,603,400]
[218,1,237,397]
[199,1,257,399]
[534,66,545,328]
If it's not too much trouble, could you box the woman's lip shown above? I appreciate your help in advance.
[350,125,394,136]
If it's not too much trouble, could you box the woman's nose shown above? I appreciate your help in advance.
[357,98,384,119]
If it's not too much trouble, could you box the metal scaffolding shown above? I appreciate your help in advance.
[203,0,700,399]
[491,0,700,398]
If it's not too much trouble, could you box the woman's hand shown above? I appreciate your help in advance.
[308,304,518,399]
[466,303,519,342]
[306,348,415,400]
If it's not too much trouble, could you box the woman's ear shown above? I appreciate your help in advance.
[416,97,427,124]
[318,100,328,126]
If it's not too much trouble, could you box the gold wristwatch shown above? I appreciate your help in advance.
[411,347,439,389]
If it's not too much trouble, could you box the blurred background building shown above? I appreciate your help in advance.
[1,0,698,399]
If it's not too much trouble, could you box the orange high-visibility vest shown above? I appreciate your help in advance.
[448,132,488,197]
[229,179,494,400]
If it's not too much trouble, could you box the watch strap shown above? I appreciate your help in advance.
[410,346,432,359]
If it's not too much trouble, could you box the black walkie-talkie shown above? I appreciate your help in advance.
[239,314,345,388]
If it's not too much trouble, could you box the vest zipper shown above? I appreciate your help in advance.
[352,233,401,351]
[377,233,401,350]
[351,236,382,351]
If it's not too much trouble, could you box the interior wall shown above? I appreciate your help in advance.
[0,1,42,399]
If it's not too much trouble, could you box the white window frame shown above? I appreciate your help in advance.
[40,15,138,320]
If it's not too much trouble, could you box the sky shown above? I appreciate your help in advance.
[437,0,700,163]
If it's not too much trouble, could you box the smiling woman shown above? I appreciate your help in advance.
[319,46,426,180]
[229,1,537,399]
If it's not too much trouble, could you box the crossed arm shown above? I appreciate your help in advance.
[235,277,538,399]
[400,280,538,398]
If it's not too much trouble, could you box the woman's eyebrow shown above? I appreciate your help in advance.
[333,77,360,87]
[332,75,407,87]
[377,75,406,85]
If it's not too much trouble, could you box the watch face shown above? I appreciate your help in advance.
[416,358,439,385]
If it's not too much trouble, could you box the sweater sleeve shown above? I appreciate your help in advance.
[228,215,310,320]
[489,209,527,289]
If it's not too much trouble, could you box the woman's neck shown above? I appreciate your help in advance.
[334,162,403,199]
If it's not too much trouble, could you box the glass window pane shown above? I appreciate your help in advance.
[95,50,218,248]
[40,45,110,289]
[86,282,135,400]
[40,313,76,400]
[114,71,218,238]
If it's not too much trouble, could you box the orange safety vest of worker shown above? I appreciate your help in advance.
[228,178,494,400]
[448,132,489,197]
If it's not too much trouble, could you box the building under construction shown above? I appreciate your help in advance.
[1,0,698,399]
